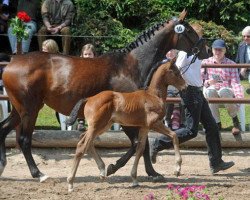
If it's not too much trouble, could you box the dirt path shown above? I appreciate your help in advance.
[0,148,249,200]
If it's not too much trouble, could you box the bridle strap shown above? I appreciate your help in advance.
[174,22,205,75]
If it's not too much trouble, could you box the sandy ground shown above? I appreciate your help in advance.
[0,147,249,200]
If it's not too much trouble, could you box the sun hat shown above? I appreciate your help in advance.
[212,39,226,48]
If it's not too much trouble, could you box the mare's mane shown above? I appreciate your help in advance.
[117,20,169,53]
[143,59,170,89]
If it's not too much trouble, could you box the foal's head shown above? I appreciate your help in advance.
[153,59,186,92]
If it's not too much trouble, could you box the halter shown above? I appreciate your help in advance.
[173,20,206,75]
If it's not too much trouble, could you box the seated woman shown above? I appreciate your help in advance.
[202,39,244,135]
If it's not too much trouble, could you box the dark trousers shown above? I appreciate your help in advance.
[38,26,71,54]
[153,85,223,167]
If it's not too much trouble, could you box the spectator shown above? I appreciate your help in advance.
[42,38,59,53]
[38,0,75,55]
[202,39,244,135]
[80,43,95,58]
[235,26,250,94]
[0,0,9,33]
[0,52,10,93]
[164,49,183,130]
[77,43,96,131]
[41,39,64,127]
[150,25,235,174]
[7,0,39,54]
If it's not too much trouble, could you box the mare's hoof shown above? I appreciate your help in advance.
[0,164,5,176]
[40,174,49,182]
[106,164,116,176]
[152,175,164,182]
[174,171,181,177]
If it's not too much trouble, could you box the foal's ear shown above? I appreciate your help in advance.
[178,9,187,22]
[170,57,177,65]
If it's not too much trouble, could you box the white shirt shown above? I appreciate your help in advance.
[176,51,203,87]
[2,0,9,5]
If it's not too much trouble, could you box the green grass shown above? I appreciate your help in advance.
[35,105,61,130]
[35,80,250,131]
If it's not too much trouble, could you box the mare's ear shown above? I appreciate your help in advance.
[178,9,187,22]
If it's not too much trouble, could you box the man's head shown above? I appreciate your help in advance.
[211,39,226,60]
[242,26,250,45]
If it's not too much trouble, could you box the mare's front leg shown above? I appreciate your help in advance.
[0,108,20,176]
[153,122,182,176]
[106,126,162,179]
[18,111,49,182]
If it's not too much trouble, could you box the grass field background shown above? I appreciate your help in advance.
[34,80,250,131]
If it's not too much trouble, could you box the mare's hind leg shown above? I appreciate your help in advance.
[0,108,20,176]
[107,126,162,179]
[67,130,95,192]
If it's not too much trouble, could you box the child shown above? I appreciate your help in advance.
[42,39,59,53]
[80,43,95,58]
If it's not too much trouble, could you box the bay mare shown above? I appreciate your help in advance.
[66,59,186,192]
[0,10,208,182]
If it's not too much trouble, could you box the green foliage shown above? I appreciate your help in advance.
[190,20,240,58]
[71,0,248,56]
[182,0,250,33]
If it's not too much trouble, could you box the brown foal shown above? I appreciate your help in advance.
[67,59,186,192]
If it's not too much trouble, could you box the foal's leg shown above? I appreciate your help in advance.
[131,128,148,187]
[67,130,96,192]
[153,122,182,176]
[88,143,106,179]
[107,126,162,179]
[0,108,20,176]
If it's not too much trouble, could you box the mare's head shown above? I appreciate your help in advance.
[152,59,186,92]
[120,9,208,86]
[173,10,208,59]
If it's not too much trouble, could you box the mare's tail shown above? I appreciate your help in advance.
[66,98,88,125]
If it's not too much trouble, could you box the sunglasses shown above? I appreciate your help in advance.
[243,35,250,38]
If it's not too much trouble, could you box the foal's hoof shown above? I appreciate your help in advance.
[106,164,116,176]
[131,181,139,187]
[39,174,49,182]
[68,184,74,193]
[174,171,181,177]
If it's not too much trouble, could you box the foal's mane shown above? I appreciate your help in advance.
[117,20,169,53]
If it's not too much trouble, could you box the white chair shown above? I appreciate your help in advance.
[110,123,120,131]
[59,113,67,130]
[0,87,9,121]
[239,104,245,132]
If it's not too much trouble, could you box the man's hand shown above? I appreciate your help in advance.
[47,26,61,34]
[240,68,247,78]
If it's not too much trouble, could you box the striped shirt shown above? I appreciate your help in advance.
[201,57,244,98]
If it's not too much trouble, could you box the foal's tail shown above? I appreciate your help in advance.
[66,98,88,125]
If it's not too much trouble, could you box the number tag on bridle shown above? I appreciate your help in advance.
[174,24,185,34]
